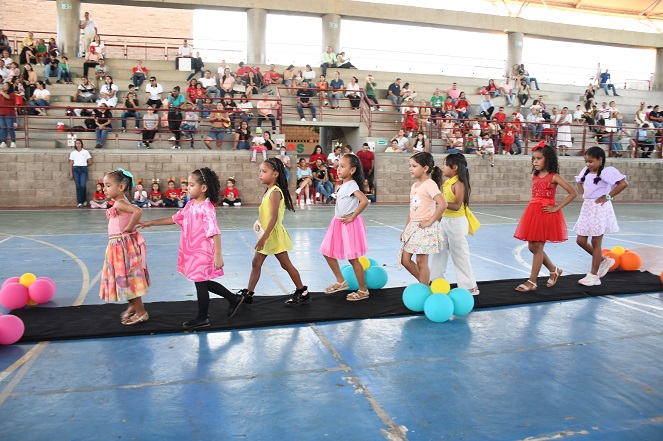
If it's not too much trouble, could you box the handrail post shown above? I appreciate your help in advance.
[581,125,587,156]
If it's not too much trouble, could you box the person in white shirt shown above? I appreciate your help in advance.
[199,70,221,98]
[79,12,97,56]
[634,102,646,126]
[145,76,163,108]
[572,105,584,123]
[176,39,193,69]
[97,75,118,107]
[68,139,92,207]
[327,145,342,165]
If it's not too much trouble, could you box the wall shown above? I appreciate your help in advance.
[1,151,661,208]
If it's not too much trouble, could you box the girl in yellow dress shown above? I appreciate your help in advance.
[239,158,310,306]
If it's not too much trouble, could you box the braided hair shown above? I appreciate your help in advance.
[341,153,365,194]
[263,158,295,212]
[580,146,605,185]
[411,152,442,188]
[192,167,221,205]
[444,153,471,206]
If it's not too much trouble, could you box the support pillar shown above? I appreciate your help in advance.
[247,8,266,65]
[653,48,663,91]
[505,32,524,77]
[321,14,341,55]
[56,0,82,57]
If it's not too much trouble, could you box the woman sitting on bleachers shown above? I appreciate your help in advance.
[28,80,50,115]
[97,75,119,108]
[21,64,38,99]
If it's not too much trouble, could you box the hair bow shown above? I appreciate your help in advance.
[117,168,134,188]
[532,141,546,151]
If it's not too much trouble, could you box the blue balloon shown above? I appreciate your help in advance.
[341,265,360,291]
[448,288,475,316]
[367,258,379,268]
[402,283,432,312]
[424,294,454,323]
[365,266,388,290]
[340,264,352,273]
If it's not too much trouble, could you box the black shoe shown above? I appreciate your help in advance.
[45,79,51,85]
[238,288,254,304]
[284,286,311,307]
[183,317,210,330]
[227,294,244,317]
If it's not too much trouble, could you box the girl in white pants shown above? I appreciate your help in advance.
[430,153,480,295]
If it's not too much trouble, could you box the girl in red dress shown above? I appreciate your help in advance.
[149,180,165,207]
[513,143,577,292]
[401,98,419,136]
[501,122,516,154]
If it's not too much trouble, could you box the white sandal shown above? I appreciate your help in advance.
[515,280,537,292]
[325,280,348,294]
[346,289,370,301]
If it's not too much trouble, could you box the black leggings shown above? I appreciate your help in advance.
[194,280,235,319]
[168,112,182,141]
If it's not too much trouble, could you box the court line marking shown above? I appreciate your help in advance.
[0,342,49,406]
[472,210,519,221]
[603,295,663,312]
[599,295,663,319]
[0,344,44,383]
[0,236,13,244]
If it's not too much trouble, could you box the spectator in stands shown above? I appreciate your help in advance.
[430,89,444,121]
[0,31,11,56]
[526,108,543,141]
[418,99,431,128]
[309,145,327,166]
[584,83,596,110]
[636,124,656,158]
[312,159,334,204]
[180,102,199,148]
[316,74,329,107]
[401,83,416,101]
[599,69,619,96]
[509,64,523,89]
[296,80,316,122]
[499,76,515,106]
[199,70,220,99]
[93,59,109,87]
[479,94,494,119]
[0,60,9,84]
[236,93,254,124]
[328,71,344,109]
[80,12,98,56]
[519,64,539,90]
[120,86,140,132]
[145,76,163,109]
[517,79,531,107]
[445,82,461,103]
[234,120,251,150]
[89,35,105,59]
[245,70,262,100]
[140,106,158,149]
[337,51,356,69]
[74,76,96,103]
[283,64,295,93]
[82,49,101,78]
[320,46,336,77]
[634,102,646,126]
[176,39,193,69]
[0,82,17,148]
[20,32,37,65]
[446,128,464,153]
[345,76,361,109]
[94,103,112,148]
[386,78,403,111]
[220,68,235,97]
[98,75,119,107]
[442,97,457,119]
[58,56,72,84]
[167,86,185,149]
[187,52,205,81]
[389,129,408,152]
[327,145,342,164]
[28,80,50,115]
[648,105,663,128]
[34,39,48,66]
[384,139,403,153]
[409,131,428,153]
[555,107,572,156]
[43,54,62,85]
[365,75,382,111]
[131,60,147,88]
[486,79,500,97]
[303,64,316,84]
[47,38,58,57]
[494,106,507,125]
[204,102,231,150]
[455,92,470,120]
[263,64,283,86]
[257,93,278,132]
[2,50,11,67]
[295,158,314,204]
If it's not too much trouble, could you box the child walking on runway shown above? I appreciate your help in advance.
[573,146,628,286]
[513,144,577,292]
[320,154,371,301]
[99,168,150,325]
[139,167,244,330]
[239,158,310,306]
[430,153,481,295]
[400,152,447,284]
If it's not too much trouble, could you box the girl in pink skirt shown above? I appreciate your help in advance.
[320,154,370,301]
[573,147,628,286]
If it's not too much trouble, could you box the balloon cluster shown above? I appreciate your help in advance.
[601,246,642,272]
[340,257,389,290]
[0,273,57,345]
[402,278,474,323]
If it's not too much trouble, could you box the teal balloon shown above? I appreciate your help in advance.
[424,294,454,323]
[367,258,379,268]
[402,283,432,312]
[340,264,351,273]
[448,288,475,316]
[365,266,388,290]
[341,265,359,291]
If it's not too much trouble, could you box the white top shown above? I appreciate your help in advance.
[412,139,425,152]
[134,190,148,202]
[345,83,361,96]
[33,89,50,101]
[69,148,91,166]
[394,136,407,150]
[327,152,341,163]
[573,109,583,120]
[334,180,360,218]
[178,45,193,57]
[252,136,265,145]
[81,19,97,35]
[237,101,253,112]
[145,83,163,100]
[199,77,216,88]
[303,70,316,82]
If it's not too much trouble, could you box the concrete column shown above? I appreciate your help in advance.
[247,8,267,65]
[505,32,524,76]
[654,48,663,91]
[322,14,341,55]
[56,0,82,57]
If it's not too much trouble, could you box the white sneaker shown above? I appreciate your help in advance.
[578,273,601,286]
[222,202,229,206]
[597,257,615,278]
[312,118,317,121]
[83,201,88,207]
[9,142,16,148]
[0,142,6,148]
[295,188,302,195]
[377,108,384,112]
[300,118,306,122]
[305,199,312,205]
[235,202,241,206]
[77,203,82,208]
[168,136,176,141]
[370,107,375,111]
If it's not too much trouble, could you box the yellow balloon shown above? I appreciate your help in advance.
[19,273,37,288]
[611,246,626,256]
[358,256,371,271]
[430,278,451,294]
[27,299,39,307]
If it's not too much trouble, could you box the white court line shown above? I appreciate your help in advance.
[597,296,663,319]
[603,295,663,312]
[472,211,519,221]
[0,236,13,244]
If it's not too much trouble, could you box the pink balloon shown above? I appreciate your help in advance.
[1,277,20,290]
[29,279,56,304]
[38,277,57,293]
[0,315,25,345]
[0,283,29,310]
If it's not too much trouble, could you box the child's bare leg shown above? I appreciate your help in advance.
[247,252,268,292]
[401,251,420,281]
[415,254,430,284]
[275,252,304,289]
[349,258,367,291]
[527,241,545,283]
[128,297,146,316]
[324,255,344,283]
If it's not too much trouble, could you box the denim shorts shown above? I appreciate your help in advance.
[207,128,227,140]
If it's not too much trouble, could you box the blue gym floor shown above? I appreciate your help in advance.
[0,203,662,441]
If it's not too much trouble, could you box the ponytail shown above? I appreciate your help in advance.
[264,158,295,212]
[431,166,443,189]
[445,153,471,206]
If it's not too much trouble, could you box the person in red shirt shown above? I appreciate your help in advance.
[494,106,507,125]
[356,142,375,178]
[221,177,242,206]
[263,64,282,85]
[309,145,327,165]
[149,180,165,207]
[162,178,181,207]
[237,62,251,77]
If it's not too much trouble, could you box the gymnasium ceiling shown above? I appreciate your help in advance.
[496,0,663,22]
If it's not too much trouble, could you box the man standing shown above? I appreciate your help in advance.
[387,78,403,111]
[79,12,97,57]
[599,69,619,96]
[320,46,336,77]
[357,143,375,179]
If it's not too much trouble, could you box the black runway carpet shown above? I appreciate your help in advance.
[11,271,663,343]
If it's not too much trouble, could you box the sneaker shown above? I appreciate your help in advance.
[45,79,51,85]
[77,203,83,208]
[578,273,601,286]
[301,118,306,122]
[222,202,229,206]
[144,143,151,149]
[56,80,63,84]
[168,136,176,141]
[250,157,256,162]
[312,118,317,122]
[9,142,16,148]
[136,141,142,149]
[182,317,211,330]
[95,144,102,149]
[227,294,244,317]
[330,193,337,199]
[305,199,312,205]
[237,288,253,305]
[0,142,6,149]
[370,107,375,111]
[284,286,311,307]
[295,188,302,195]
[171,145,181,149]
[83,201,88,207]
[377,108,384,112]
[597,257,615,278]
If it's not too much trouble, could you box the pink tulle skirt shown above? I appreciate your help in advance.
[319,215,368,260]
